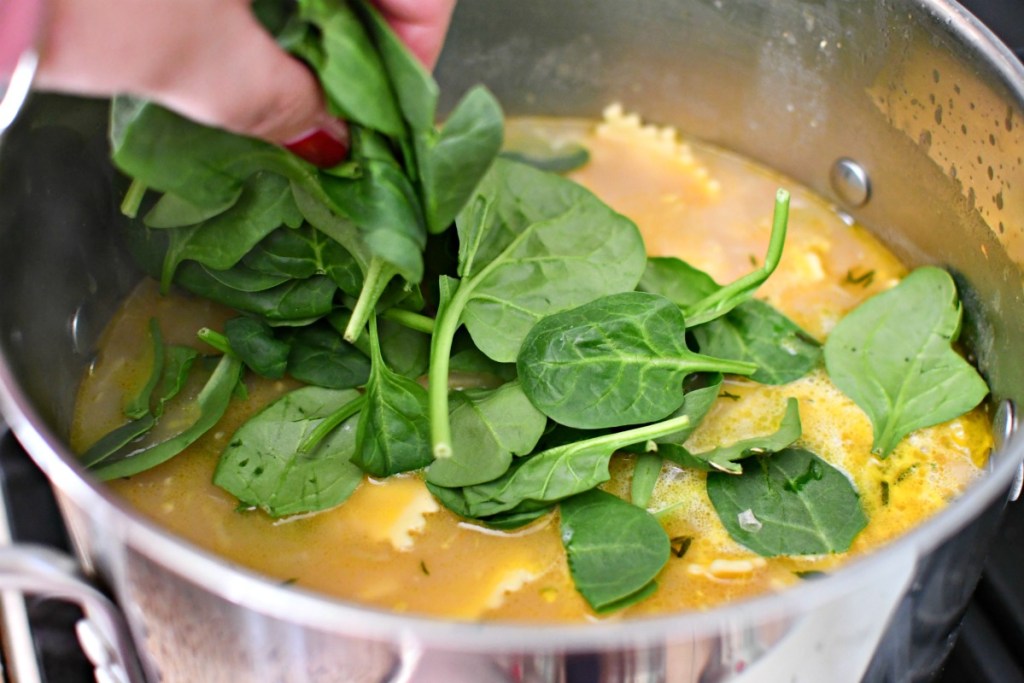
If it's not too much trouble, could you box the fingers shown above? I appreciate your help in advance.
[373,0,458,68]
[145,3,330,143]
[37,0,330,143]
[33,0,458,145]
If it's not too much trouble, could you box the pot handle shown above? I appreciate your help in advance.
[0,544,148,683]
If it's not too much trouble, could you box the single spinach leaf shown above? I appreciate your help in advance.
[560,489,670,612]
[291,182,372,274]
[661,397,801,474]
[202,265,292,293]
[320,133,426,282]
[444,412,693,518]
[500,146,589,174]
[823,267,989,457]
[354,0,438,133]
[692,299,820,385]
[446,329,518,383]
[426,382,547,487]
[124,319,165,419]
[214,387,364,517]
[452,159,647,362]
[637,256,718,308]
[154,345,201,413]
[243,225,363,296]
[477,505,553,530]
[80,415,157,468]
[225,317,291,379]
[630,453,663,509]
[286,324,370,389]
[352,318,433,476]
[174,263,337,323]
[378,317,431,379]
[706,448,867,556]
[110,97,316,210]
[517,292,757,429]
[297,0,404,136]
[89,353,243,480]
[416,86,504,234]
[144,190,241,229]
[160,172,302,288]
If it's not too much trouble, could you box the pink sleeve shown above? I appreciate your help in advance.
[0,0,44,78]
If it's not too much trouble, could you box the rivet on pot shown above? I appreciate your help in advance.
[829,158,871,209]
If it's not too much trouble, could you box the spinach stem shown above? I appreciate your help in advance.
[685,188,790,326]
[345,257,394,343]
[428,281,475,459]
[120,179,148,219]
[428,203,530,460]
[563,413,692,457]
[197,327,231,355]
[653,501,687,519]
[298,394,367,453]
[381,308,435,334]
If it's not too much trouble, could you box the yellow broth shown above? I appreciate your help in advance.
[71,109,992,621]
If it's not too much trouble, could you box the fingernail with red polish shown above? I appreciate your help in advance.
[284,120,350,168]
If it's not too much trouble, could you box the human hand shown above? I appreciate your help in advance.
[25,0,456,149]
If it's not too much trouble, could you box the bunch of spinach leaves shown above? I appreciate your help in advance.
[87,0,992,615]
[112,0,504,342]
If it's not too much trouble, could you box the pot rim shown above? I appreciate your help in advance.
[2,0,1024,656]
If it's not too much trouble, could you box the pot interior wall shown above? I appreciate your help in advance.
[435,0,1024,417]
[0,97,140,434]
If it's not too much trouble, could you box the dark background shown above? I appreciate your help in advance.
[2,1,1024,681]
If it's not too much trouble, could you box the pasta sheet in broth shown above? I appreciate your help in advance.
[72,107,991,621]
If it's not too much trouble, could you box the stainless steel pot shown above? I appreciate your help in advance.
[1,1,1023,681]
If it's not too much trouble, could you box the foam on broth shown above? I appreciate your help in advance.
[71,109,991,621]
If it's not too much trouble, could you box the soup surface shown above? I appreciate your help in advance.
[72,108,992,621]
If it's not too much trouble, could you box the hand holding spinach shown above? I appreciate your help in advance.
[113,0,503,343]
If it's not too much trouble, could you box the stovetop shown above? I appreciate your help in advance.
[1,2,1024,681]
[0,430,92,682]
